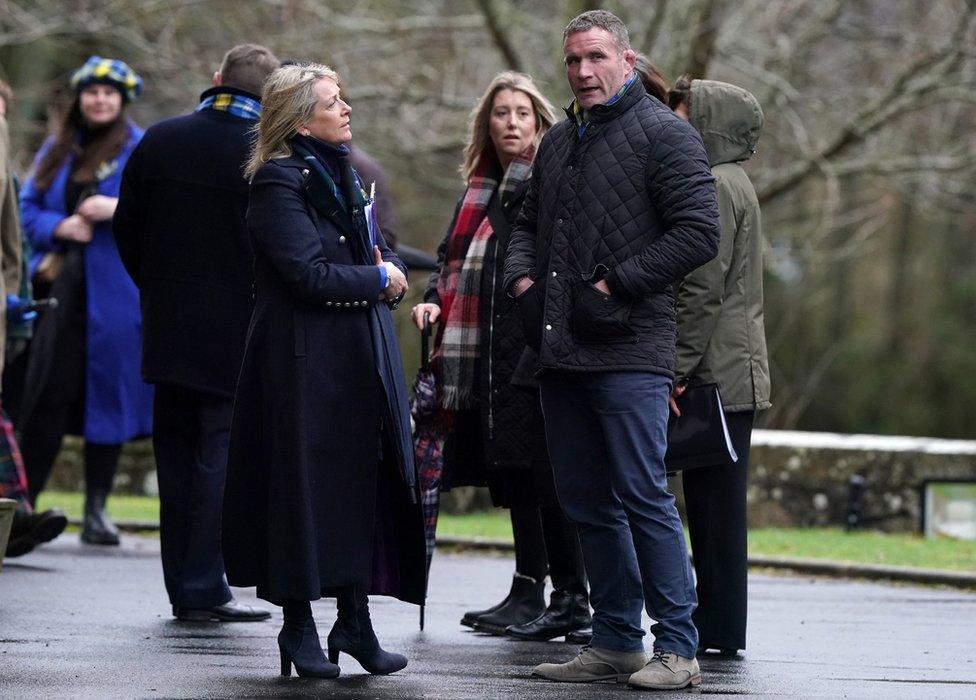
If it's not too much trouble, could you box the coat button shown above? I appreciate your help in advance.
[545,324,553,331]
[557,218,563,225]
[344,302,351,308]
[551,271,557,277]
[301,168,309,176]
[338,235,346,245]
[326,301,333,307]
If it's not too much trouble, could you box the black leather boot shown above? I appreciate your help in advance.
[460,573,520,628]
[471,573,545,635]
[505,588,591,641]
[565,627,593,645]
[327,588,407,675]
[5,509,68,557]
[278,602,340,678]
[81,489,120,545]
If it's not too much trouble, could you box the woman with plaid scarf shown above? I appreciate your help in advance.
[412,73,591,641]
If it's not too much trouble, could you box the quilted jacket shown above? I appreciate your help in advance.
[503,76,721,378]
[425,181,542,470]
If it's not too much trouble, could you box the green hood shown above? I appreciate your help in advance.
[689,79,763,167]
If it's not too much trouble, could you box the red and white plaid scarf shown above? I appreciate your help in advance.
[434,145,535,410]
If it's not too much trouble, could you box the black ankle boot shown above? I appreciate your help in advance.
[471,572,546,636]
[81,489,120,545]
[505,588,591,640]
[327,588,407,675]
[278,602,340,678]
[460,573,519,628]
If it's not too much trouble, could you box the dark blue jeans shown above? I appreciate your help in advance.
[539,370,697,657]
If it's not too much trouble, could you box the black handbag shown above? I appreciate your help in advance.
[665,382,738,473]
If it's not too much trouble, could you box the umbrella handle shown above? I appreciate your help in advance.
[421,311,431,372]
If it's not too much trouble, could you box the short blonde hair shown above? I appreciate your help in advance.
[461,72,557,182]
[244,63,339,179]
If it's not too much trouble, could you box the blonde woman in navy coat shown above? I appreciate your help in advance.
[222,64,426,680]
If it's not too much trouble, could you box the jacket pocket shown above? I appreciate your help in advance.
[516,282,544,353]
[572,283,637,344]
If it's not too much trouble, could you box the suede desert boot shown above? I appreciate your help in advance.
[628,650,702,690]
[532,646,647,683]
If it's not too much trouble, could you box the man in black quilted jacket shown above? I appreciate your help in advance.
[503,10,720,690]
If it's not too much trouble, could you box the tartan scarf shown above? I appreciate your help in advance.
[434,144,535,410]
[196,90,262,121]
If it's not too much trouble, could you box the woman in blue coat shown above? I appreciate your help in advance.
[223,63,426,680]
[18,57,152,545]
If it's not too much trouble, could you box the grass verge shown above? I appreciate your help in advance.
[36,492,976,572]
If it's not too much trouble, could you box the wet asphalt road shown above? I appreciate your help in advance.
[2,535,975,698]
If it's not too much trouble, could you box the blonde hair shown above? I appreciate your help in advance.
[461,72,557,182]
[244,63,340,179]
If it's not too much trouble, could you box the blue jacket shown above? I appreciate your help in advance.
[19,121,153,443]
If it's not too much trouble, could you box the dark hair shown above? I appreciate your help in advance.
[668,74,693,111]
[32,92,128,191]
[563,10,631,52]
[219,44,280,95]
[635,54,669,104]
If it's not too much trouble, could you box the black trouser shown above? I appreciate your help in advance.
[510,498,587,593]
[153,383,233,610]
[21,279,122,504]
[682,410,755,651]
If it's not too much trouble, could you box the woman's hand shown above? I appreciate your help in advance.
[54,214,93,244]
[76,194,118,223]
[374,245,408,300]
[411,303,441,330]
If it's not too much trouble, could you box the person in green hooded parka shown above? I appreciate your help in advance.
[668,77,770,656]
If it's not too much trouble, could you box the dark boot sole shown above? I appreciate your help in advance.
[80,533,120,545]
[507,623,593,642]
[177,609,271,622]
[4,537,36,557]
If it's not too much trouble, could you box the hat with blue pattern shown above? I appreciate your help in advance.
[70,56,143,103]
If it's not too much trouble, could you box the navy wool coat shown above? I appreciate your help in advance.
[113,88,258,397]
[221,153,426,605]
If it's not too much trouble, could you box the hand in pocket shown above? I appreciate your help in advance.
[516,282,544,353]
[572,283,636,343]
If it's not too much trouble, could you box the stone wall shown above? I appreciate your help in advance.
[46,430,976,533]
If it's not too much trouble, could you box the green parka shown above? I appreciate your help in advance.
[675,79,770,412]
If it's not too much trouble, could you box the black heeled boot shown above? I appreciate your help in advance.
[471,572,546,635]
[278,601,340,678]
[81,489,120,545]
[505,588,591,640]
[327,588,407,675]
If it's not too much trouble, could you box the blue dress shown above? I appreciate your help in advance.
[19,121,153,443]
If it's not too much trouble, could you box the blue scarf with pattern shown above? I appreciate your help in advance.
[195,91,261,121]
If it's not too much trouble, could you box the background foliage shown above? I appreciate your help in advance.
[2,0,974,437]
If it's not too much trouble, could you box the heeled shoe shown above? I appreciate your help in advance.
[278,613,340,678]
[327,588,407,675]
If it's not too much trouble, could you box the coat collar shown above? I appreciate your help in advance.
[274,152,355,235]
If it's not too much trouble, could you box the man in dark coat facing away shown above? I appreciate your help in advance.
[113,44,279,621]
